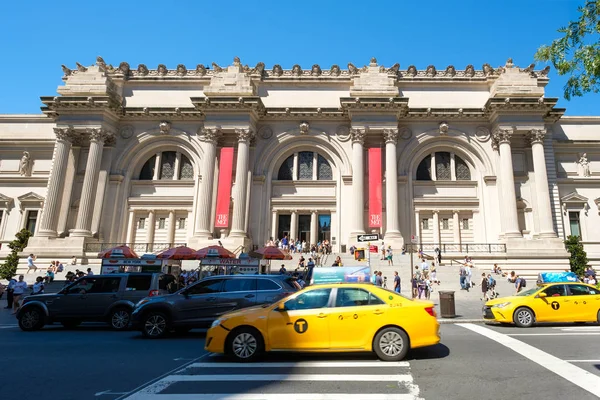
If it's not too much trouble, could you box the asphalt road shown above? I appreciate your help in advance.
[1,308,599,399]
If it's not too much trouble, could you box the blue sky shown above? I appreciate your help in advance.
[0,0,597,115]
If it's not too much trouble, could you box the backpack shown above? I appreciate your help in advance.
[460,266,466,277]
[488,276,496,286]
[520,278,526,288]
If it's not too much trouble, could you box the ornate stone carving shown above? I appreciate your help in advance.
[577,153,592,177]
[336,125,351,142]
[311,64,322,76]
[398,126,412,140]
[292,64,302,76]
[118,62,130,75]
[53,127,75,141]
[159,121,171,134]
[493,128,513,144]
[235,128,254,142]
[406,65,417,77]
[196,64,207,76]
[258,126,273,140]
[176,64,187,76]
[386,63,400,75]
[299,122,310,135]
[445,65,456,76]
[119,125,134,139]
[439,122,449,136]
[61,65,72,76]
[137,64,149,76]
[350,127,368,145]
[425,65,437,77]
[539,66,550,77]
[521,63,535,76]
[19,151,33,177]
[75,62,88,72]
[475,126,491,143]
[87,128,111,143]
[272,64,283,76]
[157,64,168,76]
[330,65,341,76]
[348,63,359,75]
[483,63,494,76]
[212,62,224,73]
[233,56,241,66]
[527,128,546,145]
[505,58,514,69]
[383,128,398,144]
[250,62,265,75]
[198,126,222,143]
[465,65,475,77]
[96,56,106,69]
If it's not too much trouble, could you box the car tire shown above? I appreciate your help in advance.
[373,327,410,361]
[227,327,264,362]
[110,308,131,331]
[142,311,169,339]
[61,320,81,329]
[18,307,45,331]
[513,307,535,328]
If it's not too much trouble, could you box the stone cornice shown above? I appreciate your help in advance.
[121,107,204,120]
[40,95,122,119]
[191,96,265,118]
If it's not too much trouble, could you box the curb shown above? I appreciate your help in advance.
[437,318,485,324]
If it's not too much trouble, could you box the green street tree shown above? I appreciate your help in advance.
[535,0,599,100]
[564,235,589,277]
[0,229,32,280]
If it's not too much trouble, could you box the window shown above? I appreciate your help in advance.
[187,279,223,295]
[569,212,581,238]
[543,284,567,297]
[277,152,332,181]
[462,219,469,230]
[416,152,471,181]
[442,219,449,230]
[455,156,471,180]
[285,289,331,310]
[137,218,146,229]
[257,279,281,291]
[88,278,121,293]
[160,151,176,180]
[178,218,186,230]
[126,275,151,291]
[25,210,38,234]
[335,288,385,307]
[139,152,194,180]
[0,210,3,228]
[317,155,332,180]
[277,155,294,180]
[179,154,194,180]
[568,285,591,296]
[158,218,166,229]
[422,219,429,230]
[416,155,431,180]
[224,278,256,292]
[298,151,313,180]
[139,155,156,180]
[435,152,451,180]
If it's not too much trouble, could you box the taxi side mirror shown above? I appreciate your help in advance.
[277,303,286,312]
[537,292,547,299]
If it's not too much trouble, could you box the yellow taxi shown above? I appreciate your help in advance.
[484,282,600,327]
[205,283,440,361]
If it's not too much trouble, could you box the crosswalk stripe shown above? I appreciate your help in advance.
[126,394,417,400]
[186,361,409,368]
[160,374,412,382]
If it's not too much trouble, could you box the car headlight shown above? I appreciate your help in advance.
[492,302,511,308]
[210,319,221,329]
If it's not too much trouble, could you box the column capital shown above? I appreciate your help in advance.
[86,128,113,143]
[452,209,461,214]
[492,127,513,145]
[53,127,76,142]
[350,127,368,145]
[383,128,398,144]
[527,128,546,145]
[235,128,255,143]
[198,126,222,144]
[432,210,440,214]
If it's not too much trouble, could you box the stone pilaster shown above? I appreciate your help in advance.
[146,210,156,244]
[167,210,176,245]
[383,128,401,238]
[350,128,367,236]
[195,127,221,238]
[494,128,522,238]
[290,210,298,241]
[126,210,136,244]
[310,210,318,246]
[432,210,440,246]
[230,128,254,237]
[528,129,557,238]
[453,210,461,244]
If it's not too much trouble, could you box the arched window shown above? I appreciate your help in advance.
[416,155,431,180]
[435,152,451,181]
[276,151,333,181]
[455,155,471,180]
[139,151,194,180]
[416,152,471,181]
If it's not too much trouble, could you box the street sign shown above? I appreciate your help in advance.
[411,235,419,244]
[357,234,379,242]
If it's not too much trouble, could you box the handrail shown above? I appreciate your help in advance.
[233,245,245,256]
[84,242,187,253]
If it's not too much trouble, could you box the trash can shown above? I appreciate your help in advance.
[438,291,456,318]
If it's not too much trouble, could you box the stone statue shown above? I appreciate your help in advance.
[577,153,592,177]
[19,151,33,177]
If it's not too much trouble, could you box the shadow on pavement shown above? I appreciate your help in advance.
[406,343,450,360]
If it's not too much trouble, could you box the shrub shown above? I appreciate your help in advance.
[0,229,32,280]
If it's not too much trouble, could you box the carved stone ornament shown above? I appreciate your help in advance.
[76,62,88,72]
[250,62,265,75]
[235,128,254,142]
[159,121,171,134]
[336,125,351,142]
[196,64,207,76]
[212,62,223,73]
[406,65,417,77]
[310,64,321,76]
[398,126,412,140]
[157,64,168,76]
[445,65,456,76]
[176,64,187,76]
[576,153,592,177]
[137,64,149,76]
[198,126,222,143]
[475,126,491,143]
[425,65,437,77]
[350,127,368,145]
[233,56,241,66]
[493,128,513,144]
[299,122,310,135]
[348,63,359,75]
[505,58,514,69]
[19,151,33,177]
[119,125,134,139]
[439,122,449,136]
[482,63,494,76]
[527,129,546,145]
[330,65,341,76]
[87,128,111,143]
[465,64,475,77]
[118,62,130,75]
[292,65,302,76]
[539,66,550,77]
[386,63,400,75]
[53,127,75,142]
[383,128,399,144]
[272,64,283,76]
[96,56,106,69]
[61,65,72,76]
[258,126,273,140]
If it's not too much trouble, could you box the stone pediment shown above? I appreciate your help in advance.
[17,192,45,212]
[349,58,399,97]
[203,57,257,96]
[561,192,588,204]
[0,193,14,209]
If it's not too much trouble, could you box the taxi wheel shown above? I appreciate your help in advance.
[227,327,264,362]
[373,327,409,361]
[513,307,535,328]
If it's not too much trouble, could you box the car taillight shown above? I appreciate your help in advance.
[424,306,436,317]
[148,290,160,297]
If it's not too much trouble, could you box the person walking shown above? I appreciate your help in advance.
[12,275,28,314]
[386,246,394,266]
[465,263,473,288]
[480,273,489,301]
[26,253,37,274]
[4,277,17,309]
[411,273,418,298]
[306,258,315,283]
[393,271,401,293]
[459,264,469,291]
[375,272,383,287]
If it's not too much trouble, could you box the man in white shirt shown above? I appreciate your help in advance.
[27,254,37,274]
[420,259,430,271]
[12,275,29,313]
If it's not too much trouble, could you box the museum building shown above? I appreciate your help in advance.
[0,56,599,273]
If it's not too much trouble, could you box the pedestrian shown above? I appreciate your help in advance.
[437,249,442,265]
[26,253,37,274]
[87,268,94,276]
[375,271,383,287]
[420,258,429,271]
[515,275,526,294]
[459,264,469,291]
[480,273,489,301]
[411,273,418,298]
[431,262,439,285]
[32,276,45,295]
[279,264,287,275]
[71,256,77,266]
[393,271,401,293]
[372,270,378,284]
[44,267,55,284]
[465,263,473,288]
[387,246,394,266]
[5,277,16,309]
[306,258,315,283]
[12,275,28,314]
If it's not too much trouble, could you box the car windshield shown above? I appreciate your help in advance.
[516,287,540,297]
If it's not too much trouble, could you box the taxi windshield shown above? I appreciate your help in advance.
[515,287,540,297]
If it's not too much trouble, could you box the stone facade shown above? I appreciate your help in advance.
[1,57,599,274]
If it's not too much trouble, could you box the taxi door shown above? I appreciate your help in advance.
[566,284,597,321]
[534,284,573,322]
[268,288,332,350]
[328,287,387,349]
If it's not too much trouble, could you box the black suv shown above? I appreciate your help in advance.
[17,273,168,331]
[131,274,300,338]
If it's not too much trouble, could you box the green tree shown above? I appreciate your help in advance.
[564,235,589,276]
[0,229,32,280]
[535,0,600,100]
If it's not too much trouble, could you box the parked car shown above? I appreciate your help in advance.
[131,274,301,338]
[16,273,168,331]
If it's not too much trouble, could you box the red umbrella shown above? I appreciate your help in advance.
[195,245,236,259]
[98,245,139,259]
[156,246,198,260]
[252,246,293,260]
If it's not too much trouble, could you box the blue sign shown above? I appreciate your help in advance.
[311,266,372,285]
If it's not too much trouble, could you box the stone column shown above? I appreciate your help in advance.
[195,127,221,238]
[153,152,161,180]
[414,210,421,243]
[292,153,298,181]
[350,128,367,235]
[453,210,461,244]
[173,152,181,180]
[271,210,278,240]
[126,210,136,244]
[494,128,521,237]
[290,210,298,241]
[433,210,440,246]
[230,128,254,237]
[529,129,557,238]
[146,210,156,244]
[38,128,74,237]
[310,210,318,245]
[383,129,401,238]
[72,129,109,237]
[167,210,176,245]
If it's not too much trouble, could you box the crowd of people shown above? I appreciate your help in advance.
[266,236,332,257]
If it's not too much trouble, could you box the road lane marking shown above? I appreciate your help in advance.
[186,361,409,368]
[124,394,417,400]
[159,374,413,382]
[507,333,600,336]
[553,327,600,331]
[566,360,600,363]
[458,323,600,398]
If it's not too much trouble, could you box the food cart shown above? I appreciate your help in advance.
[100,254,167,274]
[198,256,261,278]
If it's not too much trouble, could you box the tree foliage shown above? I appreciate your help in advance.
[0,229,32,280]
[564,235,589,277]
[535,0,600,100]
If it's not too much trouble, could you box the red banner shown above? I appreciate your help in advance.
[214,147,234,228]
[368,148,382,228]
